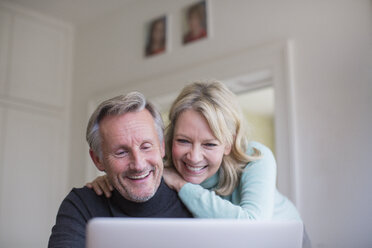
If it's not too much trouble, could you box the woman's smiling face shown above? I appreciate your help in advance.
[172,109,231,184]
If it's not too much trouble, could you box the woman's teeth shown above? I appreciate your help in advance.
[185,164,206,172]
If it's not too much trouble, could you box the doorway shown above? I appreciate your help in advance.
[86,42,297,203]
[237,86,275,154]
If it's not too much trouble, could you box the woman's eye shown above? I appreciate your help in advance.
[205,143,217,147]
[176,139,190,144]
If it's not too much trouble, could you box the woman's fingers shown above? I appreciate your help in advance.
[86,175,113,197]
[91,180,103,195]
[104,175,114,191]
[99,176,112,198]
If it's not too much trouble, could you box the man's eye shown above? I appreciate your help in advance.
[141,143,152,150]
[115,150,128,157]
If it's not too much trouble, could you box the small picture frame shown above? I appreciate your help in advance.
[182,0,208,45]
[145,15,167,57]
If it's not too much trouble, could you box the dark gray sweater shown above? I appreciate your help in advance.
[48,180,192,247]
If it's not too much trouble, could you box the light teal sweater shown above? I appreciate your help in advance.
[178,141,301,221]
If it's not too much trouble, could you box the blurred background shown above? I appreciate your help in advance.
[0,0,371,247]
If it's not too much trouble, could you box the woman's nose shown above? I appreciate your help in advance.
[186,145,203,163]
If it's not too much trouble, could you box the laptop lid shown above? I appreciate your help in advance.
[86,218,303,248]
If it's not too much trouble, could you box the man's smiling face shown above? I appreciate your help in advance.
[94,109,165,202]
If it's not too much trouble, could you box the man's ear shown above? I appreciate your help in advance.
[89,149,105,171]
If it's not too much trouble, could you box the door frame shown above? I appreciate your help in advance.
[85,40,300,205]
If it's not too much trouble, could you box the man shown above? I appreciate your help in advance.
[48,92,192,247]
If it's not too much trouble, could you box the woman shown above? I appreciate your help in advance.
[87,81,301,221]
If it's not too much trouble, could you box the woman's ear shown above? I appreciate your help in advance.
[224,144,232,155]
[89,149,105,171]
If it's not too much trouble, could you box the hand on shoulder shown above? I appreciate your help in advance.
[86,175,114,198]
[163,167,187,192]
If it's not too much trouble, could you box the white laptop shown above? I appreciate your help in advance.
[86,218,303,248]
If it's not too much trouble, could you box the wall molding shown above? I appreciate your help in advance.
[0,95,66,117]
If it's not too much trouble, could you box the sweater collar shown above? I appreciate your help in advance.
[111,179,178,217]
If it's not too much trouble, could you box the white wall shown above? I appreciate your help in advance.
[0,2,73,247]
[71,0,372,247]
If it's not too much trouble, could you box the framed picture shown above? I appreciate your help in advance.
[145,15,167,57]
[182,0,208,45]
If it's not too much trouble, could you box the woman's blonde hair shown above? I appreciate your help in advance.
[164,81,260,196]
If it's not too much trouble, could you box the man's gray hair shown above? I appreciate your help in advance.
[86,92,164,158]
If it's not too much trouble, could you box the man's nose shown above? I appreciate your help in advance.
[129,150,146,171]
[186,145,203,163]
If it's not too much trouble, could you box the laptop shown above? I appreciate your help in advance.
[86,218,303,248]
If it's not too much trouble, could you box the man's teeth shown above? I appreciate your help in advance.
[129,171,150,179]
[185,164,205,172]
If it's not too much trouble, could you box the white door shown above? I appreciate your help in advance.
[0,4,72,247]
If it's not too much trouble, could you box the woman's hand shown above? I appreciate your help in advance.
[86,175,114,198]
[163,167,187,192]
